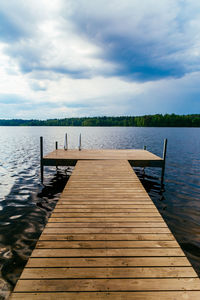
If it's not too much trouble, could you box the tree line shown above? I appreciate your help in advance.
[0,114,199,127]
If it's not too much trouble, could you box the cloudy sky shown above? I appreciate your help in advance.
[0,0,200,119]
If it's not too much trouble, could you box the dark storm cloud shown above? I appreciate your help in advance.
[65,0,200,81]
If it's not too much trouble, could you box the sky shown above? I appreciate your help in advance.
[0,0,200,119]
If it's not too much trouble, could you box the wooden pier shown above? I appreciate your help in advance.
[42,148,164,167]
[11,156,200,299]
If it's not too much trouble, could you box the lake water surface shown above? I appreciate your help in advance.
[0,126,200,299]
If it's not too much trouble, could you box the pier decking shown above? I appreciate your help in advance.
[11,158,200,299]
[42,149,164,167]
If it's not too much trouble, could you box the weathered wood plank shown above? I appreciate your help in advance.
[58,201,153,204]
[54,208,158,212]
[48,217,163,222]
[21,267,197,279]
[39,233,175,241]
[36,240,179,249]
[31,248,185,257]
[10,291,200,300]
[45,222,169,229]
[50,212,161,217]
[43,227,171,234]
[14,278,200,292]
[26,257,191,268]
[55,204,156,208]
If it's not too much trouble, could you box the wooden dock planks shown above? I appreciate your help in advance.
[43,149,163,167]
[10,159,200,299]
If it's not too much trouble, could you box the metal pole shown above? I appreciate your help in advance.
[161,138,168,187]
[79,134,81,151]
[55,141,58,171]
[64,133,68,150]
[40,136,44,184]
[143,145,146,176]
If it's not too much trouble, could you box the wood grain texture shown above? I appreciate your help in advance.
[13,278,200,292]
[35,240,179,248]
[39,233,175,240]
[10,291,200,300]
[26,257,191,267]
[21,267,197,279]
[10,159,200,299]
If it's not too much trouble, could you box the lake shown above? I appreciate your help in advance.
[0,126,200,299]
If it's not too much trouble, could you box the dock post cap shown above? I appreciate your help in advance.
[64,133,68,150]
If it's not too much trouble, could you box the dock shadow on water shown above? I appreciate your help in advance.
[0,167,72,300]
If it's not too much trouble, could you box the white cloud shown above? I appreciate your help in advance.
[0,43,30,95]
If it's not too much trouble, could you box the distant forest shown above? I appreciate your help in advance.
[0,114,199,127]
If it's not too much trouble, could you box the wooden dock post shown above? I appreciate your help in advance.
[64,133,68,150]
[142,145,147,176]
[55,141,58,171]
[161,138,168,187]
[40,136,44,184]
[79,134,81,151]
